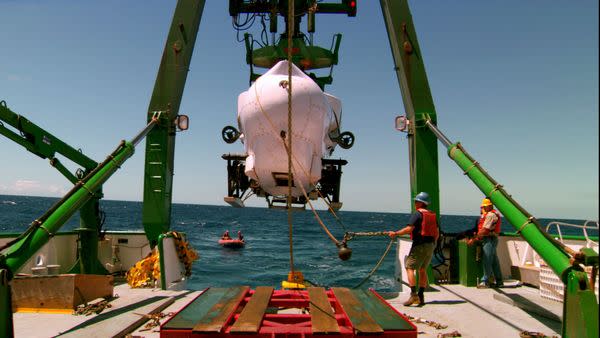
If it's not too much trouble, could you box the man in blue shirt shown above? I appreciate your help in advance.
[388,192,439,306]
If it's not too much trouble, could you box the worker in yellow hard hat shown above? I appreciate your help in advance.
[468,198,503,288]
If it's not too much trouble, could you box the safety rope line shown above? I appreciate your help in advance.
[316,189,348,232]
[286,0,295,278]
[287,161,340,245]
[352,238,395,289]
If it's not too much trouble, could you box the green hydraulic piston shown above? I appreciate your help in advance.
[0,119,157,276]
[0,100,105,274]
[424,120,597,338]
[380,0,440,218]
[142,0,205,247]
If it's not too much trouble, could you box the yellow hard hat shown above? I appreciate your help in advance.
[481,198,492,207]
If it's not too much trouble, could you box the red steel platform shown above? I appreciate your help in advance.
[160,286,416,338]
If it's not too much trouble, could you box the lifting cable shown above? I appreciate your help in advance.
[251,0,390,287]
[286,0,295,277]
[286,159,395,286]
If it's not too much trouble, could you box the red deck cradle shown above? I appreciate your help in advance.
[160,286,416,338]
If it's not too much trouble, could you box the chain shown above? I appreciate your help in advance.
[401,312,448,330]
[73,298,113,316]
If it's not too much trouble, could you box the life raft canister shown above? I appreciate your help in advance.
[411,208,439,239]
[477,209,501,234]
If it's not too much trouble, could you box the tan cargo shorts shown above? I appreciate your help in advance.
[405,242,435,270]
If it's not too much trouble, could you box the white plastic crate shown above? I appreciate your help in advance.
[539,265,599,302]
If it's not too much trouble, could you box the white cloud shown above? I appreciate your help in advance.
[0,179,67,196]
[6,74,22,81]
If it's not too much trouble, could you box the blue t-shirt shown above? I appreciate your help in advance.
[408,210,435,245]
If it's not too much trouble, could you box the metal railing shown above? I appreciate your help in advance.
[545,220,599,246]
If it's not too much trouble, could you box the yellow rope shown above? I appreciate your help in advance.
[126,231,198,288]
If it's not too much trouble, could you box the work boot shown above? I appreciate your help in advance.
[477,282,491,289]
[403,293,420,306]
[418,287,425,306]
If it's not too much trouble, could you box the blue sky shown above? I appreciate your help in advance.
[0,1,598,220]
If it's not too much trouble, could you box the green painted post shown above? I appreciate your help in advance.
[380,0,440,218]
[158,233,168,290]
[563,270,599,338]
[142,0,205,247]
[0,269,14,337]
[68,198,108,275]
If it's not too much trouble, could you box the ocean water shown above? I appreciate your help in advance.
[1,194,595,292]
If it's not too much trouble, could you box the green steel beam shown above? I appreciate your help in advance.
[142,0,205,247]
[380,0,440,217]
[0,100,98,171]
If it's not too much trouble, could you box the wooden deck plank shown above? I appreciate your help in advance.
[351,289,414,331]
[332,287,383,334]
[163,288,230,330]
[308,287,340,334]
[192,286,249,333]
[230,286,274,333]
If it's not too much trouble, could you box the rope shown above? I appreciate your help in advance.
[317,190,348,232]
[352,238,395,289]
[286,0,295,277]
[291,165,340,245]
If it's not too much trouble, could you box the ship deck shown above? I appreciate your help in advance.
[13,282,563,338]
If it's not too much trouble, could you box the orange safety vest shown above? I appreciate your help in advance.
[411,208,439,239]
[478,209,501,234]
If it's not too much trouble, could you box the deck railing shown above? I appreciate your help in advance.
[545,220,599,246]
